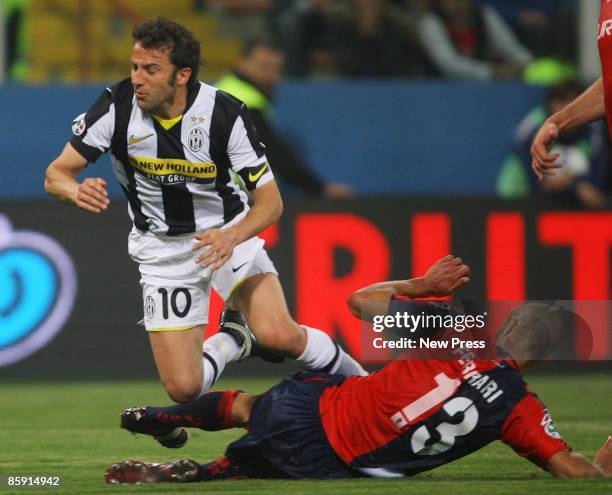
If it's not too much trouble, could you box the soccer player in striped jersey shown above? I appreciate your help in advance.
[44,17,365,425]
[105,256,612,483]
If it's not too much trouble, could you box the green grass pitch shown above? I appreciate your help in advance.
[0,374,610,495]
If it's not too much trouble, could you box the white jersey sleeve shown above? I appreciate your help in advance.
[69,87,116,163]
[228,103,274,191]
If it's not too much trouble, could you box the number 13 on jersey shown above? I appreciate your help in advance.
[391,372,479,456]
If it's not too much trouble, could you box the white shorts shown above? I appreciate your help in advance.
[128,228,277,332]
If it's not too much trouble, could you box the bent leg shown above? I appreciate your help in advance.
[150,324,245,401]
[147,391,259,430]
[235,273,367,376]
[149,326,205,403]
[235,273,306,357]
[108,392,260,484]
[211,239,365,375]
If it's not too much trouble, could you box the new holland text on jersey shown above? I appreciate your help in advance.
[129,156,217,184]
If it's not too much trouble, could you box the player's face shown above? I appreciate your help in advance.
[131,43,189,113]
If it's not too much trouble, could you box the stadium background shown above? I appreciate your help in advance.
[0,1,610,493]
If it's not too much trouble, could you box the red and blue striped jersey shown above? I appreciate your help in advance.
[599,0,612,139]
[319,359,569,475]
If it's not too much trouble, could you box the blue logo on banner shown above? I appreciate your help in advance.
[0,215,76,367]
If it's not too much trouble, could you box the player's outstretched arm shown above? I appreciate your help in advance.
[44,142,110,214]
[193,180,282,270]
[347,255,470,319]
[531,78,605,181]
[546,437,612,478]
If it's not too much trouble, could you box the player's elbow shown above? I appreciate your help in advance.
[44,161,67,199]
[44,177,52,195]
[270,191,283,223]
[44,162,59,196]
[44,158,79,203]
[253,180,283,223]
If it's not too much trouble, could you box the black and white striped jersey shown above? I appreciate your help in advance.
[69,78,274,236]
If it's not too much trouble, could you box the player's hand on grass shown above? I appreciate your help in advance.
[423,255,471,296]
[74,177,109,213]
[531,121,562,181]
[593,436,612,476]
[193,227,240,270]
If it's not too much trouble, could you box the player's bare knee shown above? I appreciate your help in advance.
[165,386,200,404]
[163,377,202,403]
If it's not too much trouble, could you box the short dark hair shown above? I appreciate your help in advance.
[133,17,202,83]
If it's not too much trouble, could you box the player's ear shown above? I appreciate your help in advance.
[176,67,192,86]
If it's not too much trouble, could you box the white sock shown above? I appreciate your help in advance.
[298,326,368,377]
[200,333,241,395]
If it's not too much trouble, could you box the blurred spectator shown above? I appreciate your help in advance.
[279,0,346,77]
[340,0,434,78]
[497,81,610,209]
[276,0,432,78]
[3,0,29,80]
[216,37,354,197]
[477,0,577,60]
[196,0,273,40]
[418,0,534,80]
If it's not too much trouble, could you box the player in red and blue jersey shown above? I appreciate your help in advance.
[106,256,612,483]
[531,0,612,178]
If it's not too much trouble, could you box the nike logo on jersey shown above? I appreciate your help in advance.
[129,133,154,144]
[249,163,268,182]
[232,262,248,273]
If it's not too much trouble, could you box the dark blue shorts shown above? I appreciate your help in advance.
[225,372,360,479]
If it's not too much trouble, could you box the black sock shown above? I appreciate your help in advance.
[147,390,239,430]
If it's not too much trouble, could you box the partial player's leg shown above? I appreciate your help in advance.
[144,326,206,447]
[141,267,256,404]
[133,315,253,447]
[109,391,258,483]
[234,273,367,376]
[105,459,203,484]
[109,372,357,484]
[149,323,255,403]
[234,273,305,357]
[148,326,206,403]
[202,236,365,397]
[105,457,251,484]
[135,235,250,403]
[121,390,258,435]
